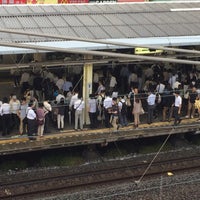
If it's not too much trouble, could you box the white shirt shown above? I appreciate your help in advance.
[88,99,97,113]
[175,95,182,107]
[118,101,122,112]
[0,103,10,115]
[169,75,178,89]
[109,76,117,88]
[96,85,105,95]
[128,73,138,84]
[46,71,54,82]
[56,94,65,103]
[173,81,181,90]
[20,72,30,84]
[10,100,20,114]
[156,83,165,94]
[69,93,78,108]
[74,99,84,111]
[103,97,113,109]
[56,79,64,90]
[20,103,28,119]
[27,108,36,120]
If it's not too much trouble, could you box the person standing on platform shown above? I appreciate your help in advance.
[56,75,65,91]
[110,97,119,132]
[27,100,37,140]
[0,97,11,136]
[132,94,143,128]
[33,73,44,102]
[36,102,46,137]
[147,90,156,124]
[43,101,52,134]
[118,97,128,127]
[69,89,79,125]
[88,93,97,129]
[74,94,84,131]
[57,97,65,131]
[95,80,105,95]
[9,95,20,131]
[18,97,28,135]
[109,73,117,93]
[173,90,182,126]
[185,85,198,119]
[103,92,113,128]
[20,71,30,95]
[62,76,73,94]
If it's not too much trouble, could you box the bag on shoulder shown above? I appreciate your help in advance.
[121,101,127,114]
[156,93,162,104]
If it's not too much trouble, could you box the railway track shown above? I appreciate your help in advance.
[1,153,200,200]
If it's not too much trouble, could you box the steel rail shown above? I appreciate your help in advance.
[0,41,200,65]
[0,28,200,55]
[0,155,200,199]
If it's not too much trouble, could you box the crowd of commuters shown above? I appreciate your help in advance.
[0,62,200,139]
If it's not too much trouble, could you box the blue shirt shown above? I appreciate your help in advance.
[62,81,73,92]
[147,93,156,105]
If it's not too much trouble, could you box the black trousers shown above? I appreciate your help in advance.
[174,107,181,125]
[89,112,97,128]
[44,112,51,133]
[148,104,155,124]
[27,119,37,137]
[104,108,111,128]
[2,114,11,136]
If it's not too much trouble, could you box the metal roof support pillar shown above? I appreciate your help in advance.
[83,55,93,125]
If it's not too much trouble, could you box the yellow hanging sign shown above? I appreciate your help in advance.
[135,47,163,55]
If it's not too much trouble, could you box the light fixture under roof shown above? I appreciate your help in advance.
[171,8,200,12]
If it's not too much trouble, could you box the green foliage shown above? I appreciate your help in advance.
[39,153,84,168]
[103,148,127,159]
[139,142,172,154]
[0,160,28,172]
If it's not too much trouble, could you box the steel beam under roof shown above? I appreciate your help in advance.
[0,28,200,56]
[0,41,200,66]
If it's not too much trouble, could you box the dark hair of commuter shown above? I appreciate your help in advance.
[2,97,8,103]
[105,91,110,97]
[38,102,44,108]
[78,93,82,99]
[21,97,26,102]
[60,98,65,104]
[28,100,34,107]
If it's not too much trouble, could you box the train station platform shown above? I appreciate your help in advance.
[0,118,199,155]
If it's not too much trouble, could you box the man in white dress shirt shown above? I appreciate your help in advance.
[103,92,113,128]
[0,97,11,136]
[147,90,156,124]
[173,90,182,126]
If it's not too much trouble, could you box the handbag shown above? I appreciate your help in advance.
[140,107,145,114]
[126,98,131,107]
[37,119,44,125]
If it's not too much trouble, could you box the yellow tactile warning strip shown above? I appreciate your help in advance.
[0,117,198,145]
[0,137,28,144]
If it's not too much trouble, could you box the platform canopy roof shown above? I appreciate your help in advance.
[0,1,200,54]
